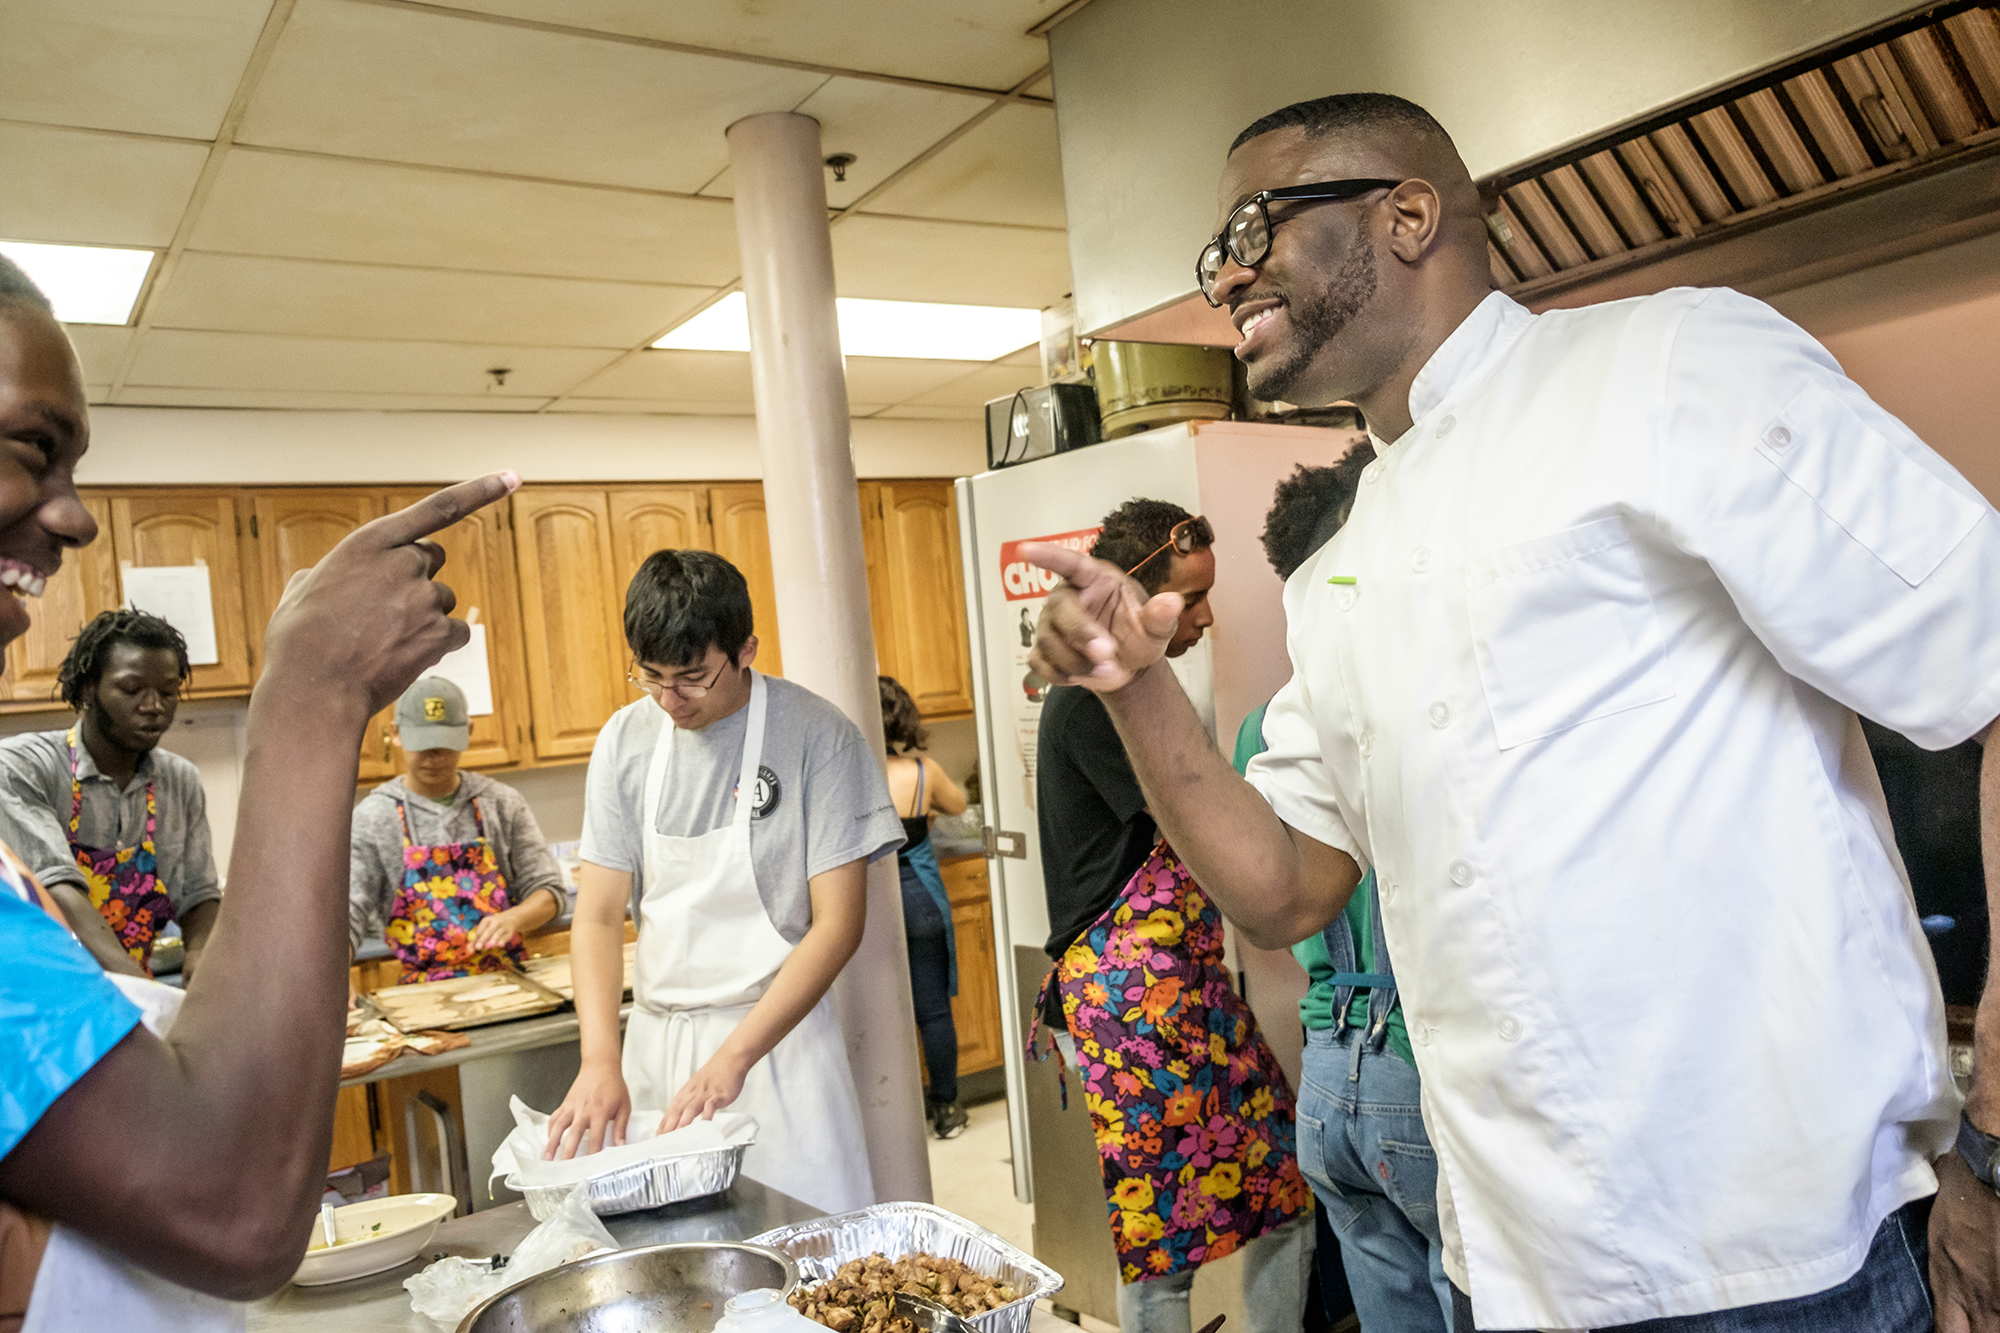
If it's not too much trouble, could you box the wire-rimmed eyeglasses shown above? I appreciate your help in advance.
[1125,515,1214,579]
[1197,179,1401,306]
[628,656,729,702]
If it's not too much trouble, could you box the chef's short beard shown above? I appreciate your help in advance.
[1249,239,1379,406]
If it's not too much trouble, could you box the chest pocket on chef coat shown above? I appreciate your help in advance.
[1466,515,1674,749]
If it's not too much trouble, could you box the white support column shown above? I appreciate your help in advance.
[725,110,933,1205]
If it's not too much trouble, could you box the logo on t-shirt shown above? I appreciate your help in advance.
[738,765,781,820]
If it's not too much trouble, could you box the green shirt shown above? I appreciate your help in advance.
[1231,704,1413,1065]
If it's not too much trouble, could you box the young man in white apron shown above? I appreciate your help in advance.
[544,549,905,1216]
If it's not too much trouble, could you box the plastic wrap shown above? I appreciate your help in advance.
[490,1096,755,1218]
[751,1203,1063,1333]
[404,1184,615,1326]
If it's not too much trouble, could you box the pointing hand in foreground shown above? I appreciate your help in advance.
[1021,541,1184,693]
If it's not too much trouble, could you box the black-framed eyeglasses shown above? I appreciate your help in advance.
[1197,179,1402,306]
[1125,515,1214,578]
[628,656,729,702]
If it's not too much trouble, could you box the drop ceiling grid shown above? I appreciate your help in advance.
[6,0,1067,417]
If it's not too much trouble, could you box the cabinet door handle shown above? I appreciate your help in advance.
[381,729,391,763]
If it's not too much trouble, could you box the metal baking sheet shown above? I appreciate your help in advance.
[366,966,566,1032]
[517,1142,749,1220]
[751,1202,1063,1333]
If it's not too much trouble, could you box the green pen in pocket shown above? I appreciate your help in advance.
[1327,575,1357,586]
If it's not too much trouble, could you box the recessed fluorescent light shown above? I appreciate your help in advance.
[654,292,1040,362]
[0,240,154,325]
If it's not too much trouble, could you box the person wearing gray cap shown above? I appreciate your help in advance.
[348,675,565,983]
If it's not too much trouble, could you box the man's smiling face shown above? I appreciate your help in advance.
[1212,127,1397,408]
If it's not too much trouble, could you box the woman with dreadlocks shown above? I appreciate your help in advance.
[0,609,216,980]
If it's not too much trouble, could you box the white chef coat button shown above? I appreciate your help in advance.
[1383,879,1398,902]
[1411,546,1433,572]
[1364,467,1382,485]
[1497,1015,1521,1041]
[1436,414,1457,437]
[1359,732,1373,757]
[1416,1022,1433,1045]
[1766,425,1793,450]
[1428,701,1451,728]
[1336,587,1356,611]
[1448,859,1475,887]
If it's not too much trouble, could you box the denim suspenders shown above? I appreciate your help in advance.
[1324,870,1399,1081]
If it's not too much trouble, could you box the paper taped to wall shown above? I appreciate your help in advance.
[121,564,219,666]
[429,622,494,716]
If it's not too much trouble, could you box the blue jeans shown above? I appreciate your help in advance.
[900,858,957,1103]
[1297,1025,1453,1333]
[1449,1196,1934,1332]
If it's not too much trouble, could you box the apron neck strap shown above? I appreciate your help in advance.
[732,673,768,829]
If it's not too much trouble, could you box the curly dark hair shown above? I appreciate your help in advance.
[58,609,193,708]
[0,253,53,318]
[1260,442,1377,579]
[879,676,928,754]
[1089,498,1210,595]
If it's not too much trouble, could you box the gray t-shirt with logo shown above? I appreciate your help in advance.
[579,675,903,944]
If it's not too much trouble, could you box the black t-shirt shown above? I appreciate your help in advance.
[1036,685,1158,959]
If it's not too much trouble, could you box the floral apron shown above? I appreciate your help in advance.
[67,727,171,973]
[1031,839,1311,1284]
[385,796,520,983]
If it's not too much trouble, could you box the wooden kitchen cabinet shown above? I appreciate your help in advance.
[861,480,973,717]
[707,483,782,677]
[0,494,115,706]
[606,486,712,706]
[941,854,1004,1076]
[243,488,386,674]
[328,1085,380,1173]
[511,488,629,760]
[378,491,532,775]
[106,489,254,695]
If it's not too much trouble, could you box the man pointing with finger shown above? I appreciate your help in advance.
[1029,92,2000,1332]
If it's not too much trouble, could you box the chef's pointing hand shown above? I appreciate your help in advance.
[1021,541,1184,694]
[264,471,520,717]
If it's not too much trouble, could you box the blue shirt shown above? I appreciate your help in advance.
[0,862,141,1159]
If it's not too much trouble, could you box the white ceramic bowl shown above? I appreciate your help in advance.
[292,1193,458,1287]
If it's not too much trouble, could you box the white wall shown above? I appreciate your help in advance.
[78,406,985,486]
[1047,0,1924,334]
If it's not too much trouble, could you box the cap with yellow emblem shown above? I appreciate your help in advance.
[395,676,470,753]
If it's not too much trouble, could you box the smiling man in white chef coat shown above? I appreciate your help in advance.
[543,549,904,1215]
[1027,92,2000,1333]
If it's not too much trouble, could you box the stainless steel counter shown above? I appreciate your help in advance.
[249,1176,818,1332]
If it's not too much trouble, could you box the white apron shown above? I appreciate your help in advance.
[24,974,246,1333]
[620,673,874,1215]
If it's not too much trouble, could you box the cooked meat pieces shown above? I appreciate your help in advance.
[787,1252,1021,1333]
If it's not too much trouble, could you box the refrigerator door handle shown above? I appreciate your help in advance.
[982,827,1028,860]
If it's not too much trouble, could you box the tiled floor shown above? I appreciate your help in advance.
[927,1098,1253,1333]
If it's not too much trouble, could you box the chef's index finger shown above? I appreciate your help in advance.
[366,472,520,549]
[1016,541,1102,587]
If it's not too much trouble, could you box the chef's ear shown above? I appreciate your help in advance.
[735,636,759,671]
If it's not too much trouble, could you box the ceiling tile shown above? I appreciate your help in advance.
[901,362,1038,408]
[106,386,553,411]
[1023,73,1055,100]
[63,326,134,384]
[123,329,619,397]
[831,215,1071,306]
[871,403,986,421]
[0,0,272,138]
[841,357,992,403]
[565,348,755,401]
[861,103,1066,228]
[151,253,713,347]
[425,0,1066,91]
[999,343,1042,366]
[0,124,208,248]
[699,77,989,209]
[85,385,112,404]
[188,150,740,284]
[239,0,824,192]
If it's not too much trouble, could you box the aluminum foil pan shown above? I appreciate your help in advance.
[518,1141,749,1220]
[751,1202,1064,1333]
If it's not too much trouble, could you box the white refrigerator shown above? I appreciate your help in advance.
[954,416,1364,1319]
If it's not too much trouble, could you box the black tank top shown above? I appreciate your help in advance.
[898,756,930,852]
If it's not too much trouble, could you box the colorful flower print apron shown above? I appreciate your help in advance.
[622,672,875,1216]
[1031,839,1312,1285]
[385,795,521,983]
[66,728,172,973]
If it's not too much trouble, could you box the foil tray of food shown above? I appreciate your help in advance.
[751,1203,1063,1333]
[367,967,566,1032]
[493,1099,757,1219]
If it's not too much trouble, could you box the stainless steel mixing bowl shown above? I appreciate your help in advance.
[457,1240,798,1333]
